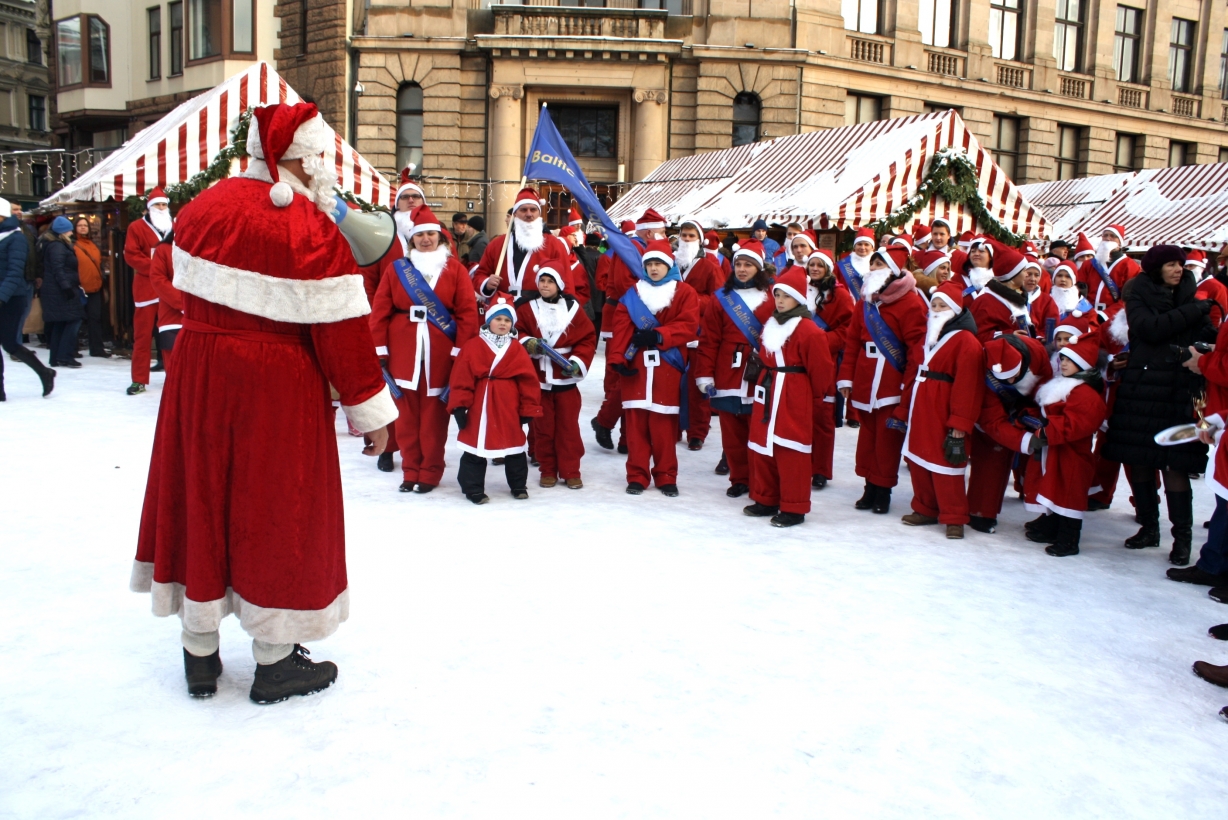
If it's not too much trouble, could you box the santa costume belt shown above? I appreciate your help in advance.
[182,319,310,346]
[757,364,806,422]
[916,370,954,384]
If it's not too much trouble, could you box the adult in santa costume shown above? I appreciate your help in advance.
[370,204,480,493]
[695,239,775,498]
[780,229,818,274]
[969,240,1032,343]
[1022,256,1056,341]
[899,280,984,539]
[742,267,834,528]
[1022,334,1107,556]
[805,247,850,488]
[132,101,399,703]
[912,248,952,297]
[473,187,571,300]
[1077,224,1139,313]
[448,297,542,503]
[837,245,928,514]
[927,217,954,254]
[123,186,172,395]
[674,217,722,450]
[147,227,183,373]
[608,237,700,495]
[515,265,596,489]
[1188,249,1227,328]
[836,227,876,302]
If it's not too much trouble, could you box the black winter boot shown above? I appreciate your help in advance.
[249,645,338,704]
[854,481,876,510]
[183,648,223,697]
[770,512,805,527]
[1045,516,1082,556]
[10,345,54,396]
[743,502,779,517]
[1025,513,1061,544]
[376,452,394,472]
[872,485,892,514]
[968,516,997,533]
[590,418,614,450]
[1166,490,1194,565]
[715,452,729,475]
[1124,477,1161,549]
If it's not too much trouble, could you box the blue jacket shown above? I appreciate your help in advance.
[0,215,28,304]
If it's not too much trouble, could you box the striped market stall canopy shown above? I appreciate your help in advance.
[608,110,1047,238]
[1016,172,1137,241]
[1066,162,1228,252]
[42,62,392,209]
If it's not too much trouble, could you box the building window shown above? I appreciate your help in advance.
[396,83,424,174]
[232,0,253,53]
[55,17,81,87]
[732,92,761,146]
[1053,0,1082,73]
[169,2,183,75]
[1221,29,1228,98]
[991,115,1019,180]
[1114,133,1138,173]
[55,14,110,88]
[1169,141,1192,167]
[26,27,41,65]
[1057,125,1082,179]
[31,163,47,197]
[148,7,161,80]
[1170,18,1196,93]
[299,0,308,55]
[553,105,618,157]
[28,95,45,131]
[1114,6,1143,83]
[188,0,222,60]
[918,0,955,48]
[841,0,879,35]
[1218,147,1228,163]
[88,16,109,84]
[989,0,1021,61]
[845,93,881,126]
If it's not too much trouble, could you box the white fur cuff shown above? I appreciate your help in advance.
[343,385,399,433]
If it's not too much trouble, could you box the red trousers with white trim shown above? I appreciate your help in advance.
[535,387,585,480]
[811,399,835,480]
[854,406,906,488]
[624,408,679,487]
[684,371,712,442]
[750,447,812,515]
[717,410,751,486]
[967,428,1014,519]
[908,460,970,525]
[131,304,158,385]
[393,379,449,486]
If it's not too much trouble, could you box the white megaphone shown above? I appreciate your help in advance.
[330,195,396,267]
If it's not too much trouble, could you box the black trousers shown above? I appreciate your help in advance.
[84,291,106,355]
[458,451,528,497]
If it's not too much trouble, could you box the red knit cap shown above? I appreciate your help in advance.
[772,267,809,307]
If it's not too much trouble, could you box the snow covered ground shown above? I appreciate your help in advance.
[3,350,1228,819]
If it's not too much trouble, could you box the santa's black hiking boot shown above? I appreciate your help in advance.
[872,486,892,514]
[715,452,729,475]
[184,648,222,698]
[743,502,778,517]
[625,482,645,495]
[658,484,679,497]
[591,418,614,450]
[1025,513,1060,543]
[770,512,805,528]
[249,645,337,704]
[812,474,828,489]
[854,481,876,510]
[726,482,749,498]
[377,452,394,472]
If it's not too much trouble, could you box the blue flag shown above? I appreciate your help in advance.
[523,106,643,277]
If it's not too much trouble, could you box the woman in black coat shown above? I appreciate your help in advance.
[40,216,84,369]
[1103,244,1216,565]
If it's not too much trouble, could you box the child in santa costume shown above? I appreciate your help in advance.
[912,248,953,297]
[899,280,985,539]
[1023,334,1108,556]
[806,247,851,488]
[608,237,700,495]
[515,265,597,489]
[694,239,775,498]
[970,240,1032,342]
[674,217,722,450]
[1077,224,1139,313]
[742,268,834,527]
[133,101,399,702]
[448,298,542,503]
[123,187,173,395]
[147,226,183,374]
[837,244,928,514]
[370,204,480,493]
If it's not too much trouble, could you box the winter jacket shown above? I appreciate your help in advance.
[20,224,37,283]
[1103,269,1216,472]
[75,236,104,293]
[901,311,985,475]
[0,215,29,304]
[40,235,84,322]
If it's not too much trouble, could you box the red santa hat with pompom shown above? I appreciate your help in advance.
[853,227,876,248]
[395,166,425,204]
[772,267,809,306]
[930,280,966,315]
[890,233,914,254]
[1051,260,1080,287]
[407,204,443,238]
[1186,249,1208,270]
[1054,312,1092,341]
[247,102,329,208]
[1102,224,1126,245]
[704,230,721,251]
[534,264,567,292]
[1060,334,1100,372]
[513,187,547,215]
[806,247,835,272]
[567,203,584,227]
[990,241,1029,282]
[732,238,766,269]
[485,295,516,325]
[914,248,951,277]
[146,187,169,208]
[641,238,675,269]
[636,208,666,231]
[1072,232,1095,260]
[984,336,1025,380]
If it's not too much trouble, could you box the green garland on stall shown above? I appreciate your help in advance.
[867,149,1027,246]
[123,108,388,217]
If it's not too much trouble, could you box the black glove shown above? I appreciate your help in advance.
[520,416,531,425]
[452,407,468,430]
[1198,299,1215,316]
[631,328,661,350]
[612,363,639,377]
[1027,430,1047,454]
[943,431,968,467]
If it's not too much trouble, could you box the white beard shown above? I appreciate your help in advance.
[925,310,955,349]
[737,288,768,311]
[761,315,801,355]
[850,252,871,276]
[861,267,892,297]
[1095,240,1117,268]
[514,217,546,252]
[409,247,449,283]
[148,208,172,235]
[300,151,340,215]
[635,278,677,314]
[535,300,570,342]
[1014,369,1040,397]
[968,267,993,291]
[674,240,699,272]
[1051,285,1081,314]
[394,210,415,247]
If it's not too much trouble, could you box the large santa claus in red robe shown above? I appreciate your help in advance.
[131,102,398,704]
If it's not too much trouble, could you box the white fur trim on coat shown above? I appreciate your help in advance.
[343,384,399,433]
[761,315,802,355]
[173,245,370,325]
[1036,375,1082,407]
[1109,308,1130,345]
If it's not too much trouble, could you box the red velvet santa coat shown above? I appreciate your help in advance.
[976,361,1050,454]
[970,282,1031,343]
[515,296,597,390]
[748,316,834,456]
[608,279,701,413]
[1198,319,1228,498]
[564,249,592,305]
[679,253,723,310]
[837,290,927,412]
[124,216,168,306]
[694,287,774,403]
[598,242,646,339]
[148,240,183,331]
[132,177,397,643]
[811,283,855,359]
[1028,289,1059,342]
[1079,254,1139,312]
[901,326,985,475]
[447,331,542,457]
[1030,376,1107,518]
[472,233,571,298]
[369,255,479,397]
[1196,275,1227,328]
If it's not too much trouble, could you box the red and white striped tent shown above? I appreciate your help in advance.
[608,110,1046,238]
[41,62,392,209]
[1016,172,1137,241]
[1065,163,1228,252]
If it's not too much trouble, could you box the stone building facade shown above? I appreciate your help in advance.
[0,0,52,204]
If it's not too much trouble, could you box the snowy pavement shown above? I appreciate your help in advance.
[3,350,1228,818]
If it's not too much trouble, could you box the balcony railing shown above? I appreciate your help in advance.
[926,50,961,77]
[482,0,691,10]
[492,3,668,38]
[1059,74,1088,99]
[1172,95,1200,118]
[995,63,1030,89]
[1118,85,1147,109]
[849,36,886,64]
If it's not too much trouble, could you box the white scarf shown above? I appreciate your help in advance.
[409,247,449,284]
[849,251,871,276]
[635,279,677,314]
[513,217,546,252]
[674,239,700,273]
[1051,284,1081,314]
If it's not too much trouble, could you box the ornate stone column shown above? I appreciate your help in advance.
[489,84,524,226]
[631,88,668,183]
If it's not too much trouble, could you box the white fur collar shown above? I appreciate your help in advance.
[1109,308,1130,345]
[635,279,677,314]
[761,315,801,355]
[410,247,449,283]
[1036,375,1083,407]
[737,288,768,311]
